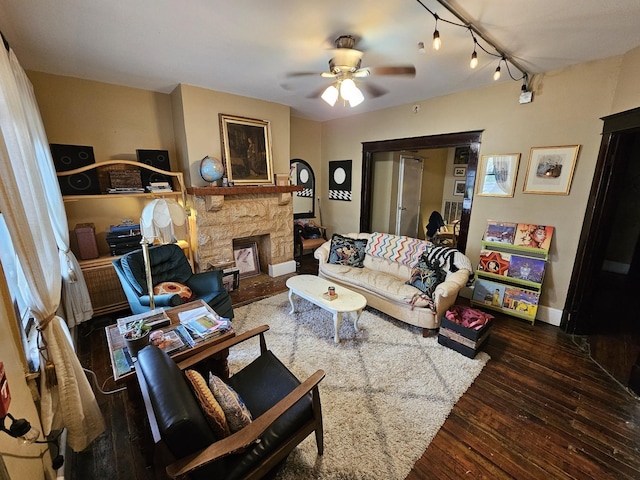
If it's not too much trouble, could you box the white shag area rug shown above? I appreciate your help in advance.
[229,292,490,480]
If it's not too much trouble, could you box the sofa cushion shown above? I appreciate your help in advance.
[209,373,253,433]
[328,234,368,268]
[365,232,432,267]
[407,255,447,297]
[185,369,230,439]
[154,281,194,301]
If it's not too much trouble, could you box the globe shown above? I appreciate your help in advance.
[199,156,224,183]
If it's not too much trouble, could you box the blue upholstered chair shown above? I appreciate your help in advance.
[112,243,234,319]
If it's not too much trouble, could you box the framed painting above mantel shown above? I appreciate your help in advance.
[219,114,274,185]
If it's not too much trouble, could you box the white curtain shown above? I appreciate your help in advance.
[7,48,93,327]
[0,38,104,450]
[492,155,512,194]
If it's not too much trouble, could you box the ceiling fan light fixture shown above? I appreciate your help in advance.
[347,87,364,107]
[321,84,339,106]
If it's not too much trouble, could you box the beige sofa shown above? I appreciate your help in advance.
[314,232,472,334]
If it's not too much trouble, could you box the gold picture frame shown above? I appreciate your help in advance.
[476,153,521,197]
[523,145,580,195]
[219,114,274,185]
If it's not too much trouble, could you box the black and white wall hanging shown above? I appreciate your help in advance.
[296,162,313,197]
[328,160,352,201]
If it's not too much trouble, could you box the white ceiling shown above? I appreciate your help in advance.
[2,0,640,122]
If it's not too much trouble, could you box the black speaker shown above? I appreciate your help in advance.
[50,144,102,195]
[136,149,172,186]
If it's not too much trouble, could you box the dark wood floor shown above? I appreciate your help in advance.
[69,255,640,479]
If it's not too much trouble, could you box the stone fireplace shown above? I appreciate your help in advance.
[187,185,301,276]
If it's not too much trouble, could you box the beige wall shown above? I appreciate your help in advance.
[28,72,176,164]
[171,84,291,187]
[290,116,322,221]
[319,56,623,315]
[611,46,640,114]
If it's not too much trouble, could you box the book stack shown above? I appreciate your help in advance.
[146,181,173,193]
[177,306,231,341]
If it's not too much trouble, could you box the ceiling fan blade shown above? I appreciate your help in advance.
[285,71,324,78]
[306,84,330,99]
[361,82,388,98]
[368,65,416,77]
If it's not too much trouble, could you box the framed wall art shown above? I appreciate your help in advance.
[219,114,274,185]
[453,146,470,164]
[233,241,260,278]
[328,160,352,201]
[453,167,466,177]
[523,145,580,195]
[475,153,520,197]
[453,179,466,196]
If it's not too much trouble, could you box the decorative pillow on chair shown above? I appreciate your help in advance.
[328,234,368,268]
[153,281,194,301]
[184,370,230,439]
[209,373,253,433]
[406,254,447,297]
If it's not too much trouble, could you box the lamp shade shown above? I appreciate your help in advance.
[140,199,188,244]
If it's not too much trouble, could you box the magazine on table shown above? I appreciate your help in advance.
[177,305,230,339]
[116,308,170,335]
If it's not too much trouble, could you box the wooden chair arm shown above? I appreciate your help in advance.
[177,325,269,371]
[166,369,326,478]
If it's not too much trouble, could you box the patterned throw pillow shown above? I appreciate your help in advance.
[328,234,368,268]
[208,373,253,433]
[153,281,194,301]
[406,254,447,297]
[184,369,230,439]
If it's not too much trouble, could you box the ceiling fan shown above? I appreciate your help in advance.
[287,35,416,107]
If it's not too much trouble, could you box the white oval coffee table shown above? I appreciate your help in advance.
[286,275,367,344]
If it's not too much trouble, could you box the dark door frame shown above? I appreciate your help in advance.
[562,106,640,334]
[360,130,483,253]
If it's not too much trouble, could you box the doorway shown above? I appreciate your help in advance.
[563,107,640,392]
[396,155,424,237]
[360,130,482,253]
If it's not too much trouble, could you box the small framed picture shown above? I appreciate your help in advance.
[453,180,466,196]
[453,167,466,177]
[233,241,260,279]
[476,153,521,197]
[453,146,470,164]
[523,145,580,195]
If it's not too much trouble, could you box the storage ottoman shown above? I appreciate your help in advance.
[438,306,493,358]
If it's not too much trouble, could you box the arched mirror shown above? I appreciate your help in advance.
[290,158,315,219]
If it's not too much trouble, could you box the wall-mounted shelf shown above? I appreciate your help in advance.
[57,160,189,316]
[470,221,554,324]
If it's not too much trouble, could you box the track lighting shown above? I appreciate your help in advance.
[416,0,529,86]
[432,16,441,50]
[470,50,478,69]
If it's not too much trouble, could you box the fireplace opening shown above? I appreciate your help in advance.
[232,234,271,277]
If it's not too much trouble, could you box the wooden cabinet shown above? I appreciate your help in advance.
[58,160,189,316]
[470,222,553,324]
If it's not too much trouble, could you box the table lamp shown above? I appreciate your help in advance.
[139,198,188,309]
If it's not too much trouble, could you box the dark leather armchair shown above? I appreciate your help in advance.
[112,243,234,319]
[135,325,325,479]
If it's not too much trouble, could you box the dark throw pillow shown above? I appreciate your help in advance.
[328,234,368,268]
[407,254,447,297]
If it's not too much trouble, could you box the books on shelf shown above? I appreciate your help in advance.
[483,221,554,251]
[117,309,170,335]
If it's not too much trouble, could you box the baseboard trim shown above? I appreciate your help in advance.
[268,260,296,277]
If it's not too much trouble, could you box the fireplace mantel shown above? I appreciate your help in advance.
[187,185,302,196]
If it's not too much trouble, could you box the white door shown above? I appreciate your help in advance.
[395,156,423,237]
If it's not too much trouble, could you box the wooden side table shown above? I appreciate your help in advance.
[106,300,234,383]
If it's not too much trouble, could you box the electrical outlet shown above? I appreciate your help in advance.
[0,362,11,417]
